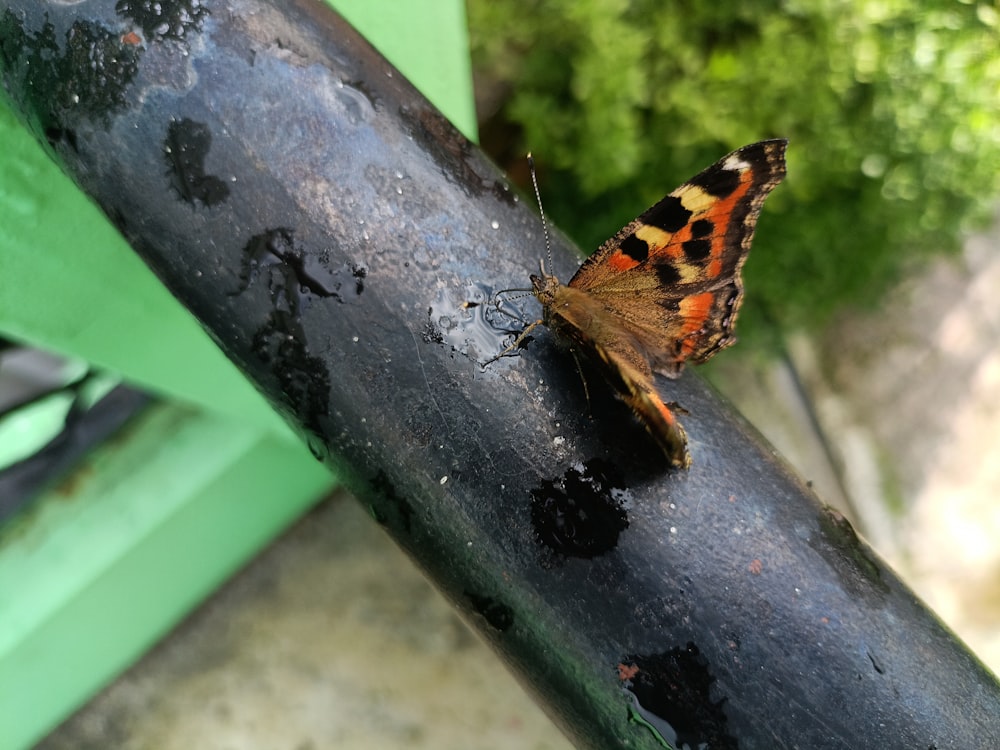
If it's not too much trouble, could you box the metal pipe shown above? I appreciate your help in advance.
[2,1,998,747]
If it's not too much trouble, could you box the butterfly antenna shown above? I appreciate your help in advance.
[527,152,553,276]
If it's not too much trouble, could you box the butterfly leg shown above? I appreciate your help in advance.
[568,347,593,415]
[482,319,543,367]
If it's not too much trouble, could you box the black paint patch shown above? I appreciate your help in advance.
[115,0,209,45]
[644,195,692,233]
[682,238,712,262]
[619,234,650,263]
[235,228,348,435]
[163,118,230,207]
[464,591,515,633]
[235,227,364,311]
[620,643,737,750]
[690,218,714,238]
[530,458,629,562]
[0,12,140,137]
[250,309,331,436]
[690,162,741,198]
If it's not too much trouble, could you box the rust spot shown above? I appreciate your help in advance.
[54,465,95,498]
[748,558,763,575]
[618,663,640,681]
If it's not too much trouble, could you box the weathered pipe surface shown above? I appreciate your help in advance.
[2,2,998,748]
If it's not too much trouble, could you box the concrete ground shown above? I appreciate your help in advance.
[39,218,1000,748]
[37,492,574,750]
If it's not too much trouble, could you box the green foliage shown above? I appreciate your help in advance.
[468,0,1000,333]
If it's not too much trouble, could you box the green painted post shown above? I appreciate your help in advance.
[0,2,476,747]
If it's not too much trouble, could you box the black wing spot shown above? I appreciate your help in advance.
[683,238,712,262]
[656,263,682,286]
[690,163,741,198]
[620,234,650,263]
[646,195,692,233]
[691,218,714,238]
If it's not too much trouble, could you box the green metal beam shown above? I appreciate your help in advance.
[0,2,476,747]
[0,405,333,750]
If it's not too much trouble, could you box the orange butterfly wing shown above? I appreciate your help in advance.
[529,140,787,467]
[568,139,787,376]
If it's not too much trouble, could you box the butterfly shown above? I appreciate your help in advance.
[499,140,787,469]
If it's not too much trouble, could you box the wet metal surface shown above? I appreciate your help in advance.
[3,2,999,747]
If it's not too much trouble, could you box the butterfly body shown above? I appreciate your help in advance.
[515,140,787,468]
[529,269,692,465]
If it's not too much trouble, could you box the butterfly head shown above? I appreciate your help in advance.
[530,264,561,306]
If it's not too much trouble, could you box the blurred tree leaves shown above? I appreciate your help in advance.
[468,0,1000,335]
